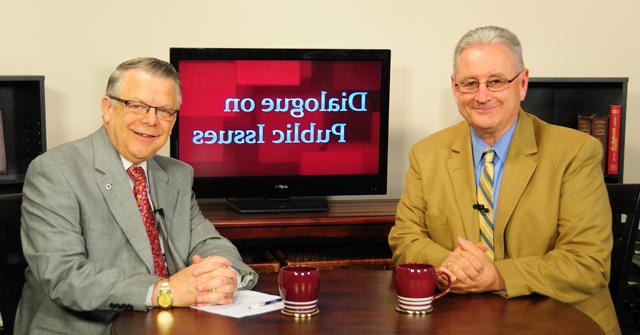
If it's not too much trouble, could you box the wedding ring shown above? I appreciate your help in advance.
[210,287,217,295]
[447,261,454,268]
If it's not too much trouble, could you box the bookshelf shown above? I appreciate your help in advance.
[522,77,628,184]
[0,76,46,194]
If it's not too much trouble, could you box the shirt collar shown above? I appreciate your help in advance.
[471,115,519,166]
[121,156,148,176]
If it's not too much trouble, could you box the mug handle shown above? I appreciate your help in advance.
[433,270,451,300]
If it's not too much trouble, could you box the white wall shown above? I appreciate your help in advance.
[2,0,639,198]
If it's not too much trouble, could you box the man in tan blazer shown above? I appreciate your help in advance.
[388,26,619,334]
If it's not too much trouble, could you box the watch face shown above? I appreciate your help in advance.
[158,293,173,308]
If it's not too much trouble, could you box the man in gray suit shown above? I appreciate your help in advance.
[15,57,258,334]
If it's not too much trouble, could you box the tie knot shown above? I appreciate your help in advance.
[127,165,146,182]
[483,149,495,164]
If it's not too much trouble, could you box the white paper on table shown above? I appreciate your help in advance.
[191,290,283,318]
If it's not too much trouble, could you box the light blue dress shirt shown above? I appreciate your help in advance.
[471,116,518,220]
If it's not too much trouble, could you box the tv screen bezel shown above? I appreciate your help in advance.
[169,48,390,199]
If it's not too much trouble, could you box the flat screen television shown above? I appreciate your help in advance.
[170,48,390,213]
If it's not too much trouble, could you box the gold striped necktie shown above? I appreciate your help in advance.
[478,148,496,260]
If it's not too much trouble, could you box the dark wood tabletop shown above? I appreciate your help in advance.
[111,269,603,335]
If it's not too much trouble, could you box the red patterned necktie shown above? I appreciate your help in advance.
[127,165,169,278]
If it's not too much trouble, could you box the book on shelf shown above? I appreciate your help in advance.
[577,114,608,173]
[0,108,8,175]
[607,105,622,175]
[591,115,609,173]
[577,114,593,135]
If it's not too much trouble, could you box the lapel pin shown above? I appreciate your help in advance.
[105,183,112,190]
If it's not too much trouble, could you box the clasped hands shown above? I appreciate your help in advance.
[437,236,505,293]
[154,255,238,307]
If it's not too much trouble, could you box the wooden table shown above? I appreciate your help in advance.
[111,269,603,335]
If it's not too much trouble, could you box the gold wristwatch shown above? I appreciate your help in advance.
[157,279,173,308]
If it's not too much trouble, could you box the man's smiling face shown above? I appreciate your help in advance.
[451,42,528,145]
[101,69,177,164]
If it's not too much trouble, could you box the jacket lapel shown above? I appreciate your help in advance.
[494,111,538,259]
[147,158,184,271]
[447,124,479,243]
[147,159,178,227]
[92,128,155,273]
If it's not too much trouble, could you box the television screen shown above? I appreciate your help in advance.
[170,49,390,212]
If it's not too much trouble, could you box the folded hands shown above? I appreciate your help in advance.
[154,255,238,307]
[437,237,505,293]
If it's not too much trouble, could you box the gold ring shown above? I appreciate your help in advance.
[210,287,217,295]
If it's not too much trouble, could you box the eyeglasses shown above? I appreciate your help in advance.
[454,70,524,94]
[108,96,178,120]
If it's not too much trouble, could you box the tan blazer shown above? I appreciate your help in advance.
[389,111,619,334]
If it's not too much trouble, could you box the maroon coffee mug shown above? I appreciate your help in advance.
[394,263,450,313]
[278,265,320,317]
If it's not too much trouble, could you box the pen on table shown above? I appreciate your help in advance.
[248,297,283,309]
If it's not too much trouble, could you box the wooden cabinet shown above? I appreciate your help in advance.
[0,76,46,194]
[199,199,398,272]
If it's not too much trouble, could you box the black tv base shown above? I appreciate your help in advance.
[225,197,328,214]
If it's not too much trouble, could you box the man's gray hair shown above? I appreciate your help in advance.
[105,57,182,108]
[453,26,524,72]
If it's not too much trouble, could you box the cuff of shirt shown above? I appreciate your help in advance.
[145,283,154,308]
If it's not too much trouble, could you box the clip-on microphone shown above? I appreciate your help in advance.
[472,203,490,213]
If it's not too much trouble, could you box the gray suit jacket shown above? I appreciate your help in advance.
[15,127,258,335]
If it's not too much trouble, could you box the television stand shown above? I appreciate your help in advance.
[198,198,398,272]
[225,197,328,214]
